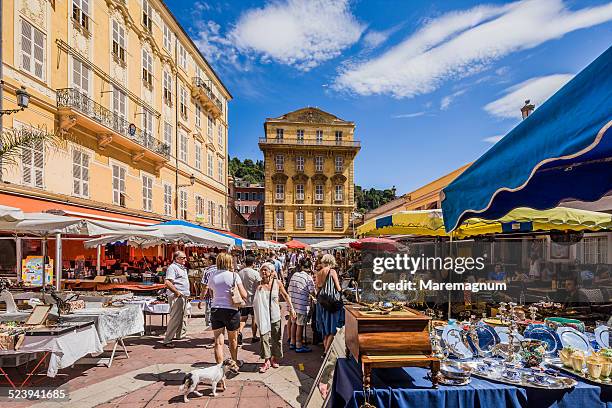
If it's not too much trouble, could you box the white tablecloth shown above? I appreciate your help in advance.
[62,305,145,345]
[122,297,171,314]
[0,325,103,377]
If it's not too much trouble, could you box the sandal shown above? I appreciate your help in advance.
[259,360,271,373]
[270,358,279,368]
[289,343,296,350]
[295,346,312,353]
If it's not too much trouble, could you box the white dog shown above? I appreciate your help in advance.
[179,359,235,402]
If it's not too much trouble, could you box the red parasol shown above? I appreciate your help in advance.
[285,239,308,249]
[349,237,398,251]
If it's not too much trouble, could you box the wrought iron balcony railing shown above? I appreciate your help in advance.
[192,77,223,112]
[258,137,360,148]
[56,88,170,158]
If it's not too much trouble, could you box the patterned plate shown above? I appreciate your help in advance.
[595,325,610,349]
[557,327,592,353]
[524,325,561,355]
[442,325,473,359]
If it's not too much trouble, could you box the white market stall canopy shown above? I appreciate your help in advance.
[310,238,356,250]
[0,205,25,222]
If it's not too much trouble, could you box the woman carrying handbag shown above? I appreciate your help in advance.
[315,254,344,352]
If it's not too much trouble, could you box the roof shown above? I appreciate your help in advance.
[265,107,354,128]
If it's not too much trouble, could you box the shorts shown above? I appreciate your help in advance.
[292,313,308,326]
[210,308,241,331]
[239,307,254,317]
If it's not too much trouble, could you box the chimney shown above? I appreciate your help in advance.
[521,100,535,120]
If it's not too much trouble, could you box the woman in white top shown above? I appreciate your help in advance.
[253,262,296,373]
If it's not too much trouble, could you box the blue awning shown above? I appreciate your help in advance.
[154,220,243,247]
[442,46,612,232]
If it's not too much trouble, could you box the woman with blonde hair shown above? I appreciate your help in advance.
[253,262,296,373]
[315,253,344,352]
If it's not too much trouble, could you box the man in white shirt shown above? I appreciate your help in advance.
[163,251,190,347]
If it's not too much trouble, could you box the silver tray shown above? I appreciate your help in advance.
[550,363,612,386]
[471,369,577,389]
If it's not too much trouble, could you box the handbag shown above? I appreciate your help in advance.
[317,268,342,313]
[231,273,245,308]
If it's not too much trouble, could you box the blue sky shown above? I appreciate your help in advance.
[165,0,612,194]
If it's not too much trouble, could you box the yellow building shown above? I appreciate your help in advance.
[0,0,231,228]
[259,107,360,243]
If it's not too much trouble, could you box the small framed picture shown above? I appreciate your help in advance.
[25,304,52,326]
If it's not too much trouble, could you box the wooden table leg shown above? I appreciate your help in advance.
[431,359,440,389]
[361,362,372,392]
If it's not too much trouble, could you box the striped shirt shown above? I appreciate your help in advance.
[288,271,315,315]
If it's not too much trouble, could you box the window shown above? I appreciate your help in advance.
[296,211,305,228]
[316,130,323,144]
[112,86,127,119]
[72,59,90,94]
[275,211,284,229]
[315,184,324,201]
[579,237,608,264]
[296,129,304,142]
[207,200,214,225]
[335,156,343,173]
[164,122,173,152]
[163,71,172,106]
[335,130,343,144]
[236,192,242,200]
[142,50,153,88]
[112,20,126,63]
[21,137,44,188]
[179,85,188,119]
[275,184,284,200]
[72,149,89,197]
[275,155,284,171]
[315,156,324,172]
[296,156,304,172]
[218,159,224,183]
[179,131,188,162]
[218,205,224,228]
[207,152,213,177]
[315,211,324,228]
[72,0,90,31]
[335,185,344,202]
[195,195,204,216]
[112,164,126,206]
[218,125,224,147]
[142,110,153,144]
[295,184,304,201]
[334,211,344,229]
[178,43,187,69]
[142,174,153,211]
[142,0,153,32]
[179,190,188,219]
[20,19,45,81]
[276,128,284,140]
[163,184,172,216]
[195,104,202,128]
[194,141,202,170]
[207,115,213,140]
[163,23,172,51]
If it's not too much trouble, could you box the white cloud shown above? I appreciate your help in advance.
[484,74,573,118]
[483,135,505,143]
[391,112,426,119]
[440,89,466,110]
[363,30,389,48]
[332,0,612,97]
[227,0,365,71]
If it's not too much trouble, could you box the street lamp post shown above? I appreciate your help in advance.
[175,174,195,219]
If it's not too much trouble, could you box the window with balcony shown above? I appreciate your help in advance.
[142,110,153,144]
[218,159,224,183]
[195,103,202,128]
[275,155,284,171]
[142,174,153,212]
[72,0,90,31]
[275,184,284,201]
[315,211,324,229]
[163,71,172,106]
[335,156,343,173]
[316,130,323,144]
[207,115,214,140]
[275,211,284,229]
[179,131,188,163]
[315,156,324,172]
[315,184,324,202]
[163,183,172,216]
[21,131,44,189]
[112,20,126,64]
[142,50,153,89]
[207,152,214,177]
[195,195,204,216]
[335,130,343,144]
[295,156,304,172]
[112,86,126,119]
[72,149,89,197]
[276,128,284,140]
[296,210,305,229]
[179,190,188,219]
[179,85,188,119]
[295,184,304,201]
[163,23,172,51]
[20,19,45,81]
[335,184,344,202]
[72,59,90,94]
[178,43,187,69]
[164,122,173,152]
[142,0,153,32]
[334,211,344,229]
[297,129,304,142]
[195,140,202,170]
[112,164,126,207]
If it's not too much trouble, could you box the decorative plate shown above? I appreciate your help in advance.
[494,326,524,344]
[524,325,561,355]
[466,323,500,354]
[595,326,610,349]
[557,327,592,353]
[442,325,473,359]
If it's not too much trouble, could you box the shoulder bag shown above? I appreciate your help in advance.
[231,273,245,308]
[316,268,342,313]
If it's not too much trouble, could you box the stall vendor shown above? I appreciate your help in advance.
[162,250,190,348]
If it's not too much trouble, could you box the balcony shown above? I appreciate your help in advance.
[258,137,361,149]
[56,88,170,167]
[191,77,223,119]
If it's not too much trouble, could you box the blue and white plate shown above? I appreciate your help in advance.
[442,325,473,359]
[494,326,524,344]
[557,327,592,353]
[524,325,561,355]
[594,325,610,349]
[467,322,500,353]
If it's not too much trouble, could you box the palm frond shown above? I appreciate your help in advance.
[0,126,63,167]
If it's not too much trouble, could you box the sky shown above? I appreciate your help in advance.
[164,0,612,194]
